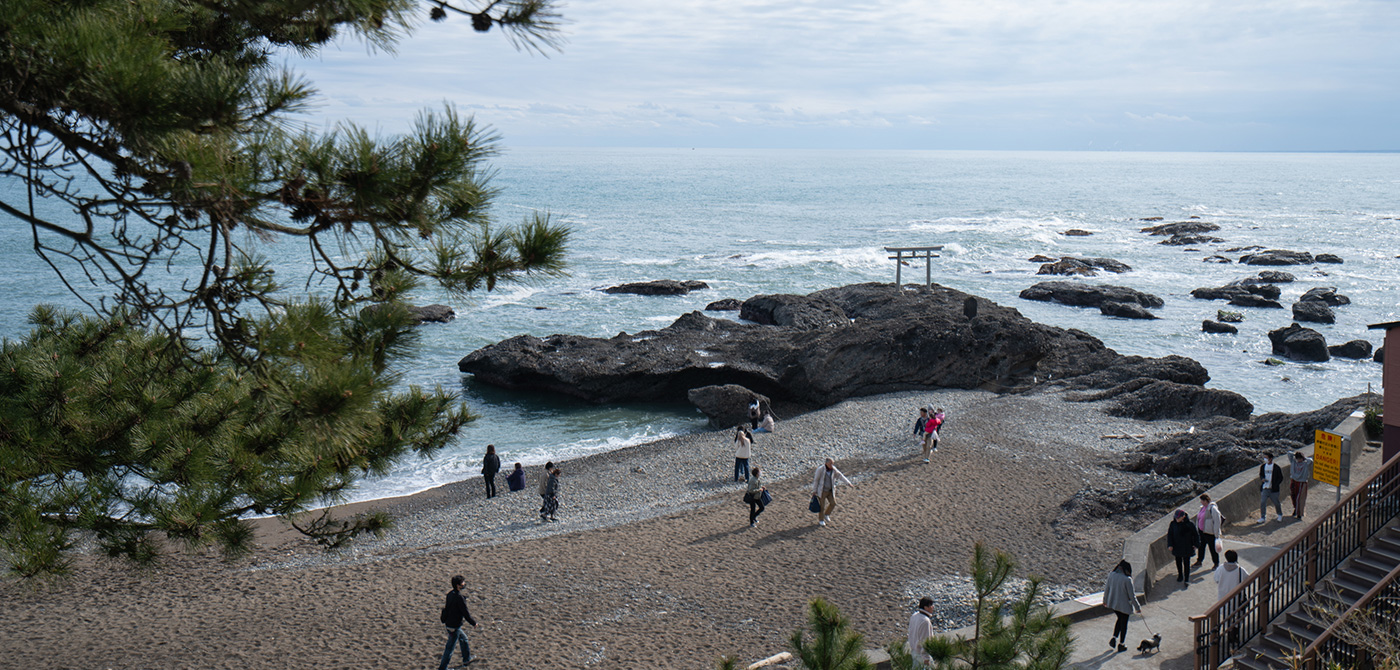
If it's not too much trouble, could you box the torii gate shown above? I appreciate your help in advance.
[884,245,943,288]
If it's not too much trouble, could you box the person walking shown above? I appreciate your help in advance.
[907,596,936,668]
[505,462,525,492]
[912,407,928,446]
[1103,560,1140,653]
[437,575,480,669]
[748,400,762,430]
[733,427,753,482]
[1290,451,1313,519]
[1194,493,1224,570]
[744,466,767,528]
[1259,453,1285,523]
[1214,549,1250,646]
[537,461,554,522]
[481,445,500,499]
[1167,509,1200,583]
[542,467,561,522]
[811,458,854,526]
[921,407,944,463]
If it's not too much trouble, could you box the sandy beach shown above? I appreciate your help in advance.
[0,387,1192,670]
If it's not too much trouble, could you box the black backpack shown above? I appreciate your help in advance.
[440,604,450,625]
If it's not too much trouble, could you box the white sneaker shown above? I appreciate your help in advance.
[922,458,929,463]
[1258,517,1267,523]
[818,520,826,526]
[1276,514,1284,522]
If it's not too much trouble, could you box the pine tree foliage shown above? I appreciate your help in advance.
[0,305,471,577]
[894,543,1073,670]
[0,0,569,359]
[790,597,875,670]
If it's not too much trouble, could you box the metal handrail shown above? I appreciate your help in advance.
[1299,560,1400,669]
[1190,453,1400,669]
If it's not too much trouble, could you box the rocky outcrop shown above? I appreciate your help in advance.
[603,280,710,295]
[1056,355,1209,391]
[1161,234,1225,246]
[1329,340,1373,360]
[1254,271,1296,283]
[1100,301,1158,319]
[1291,300,1335,324]
[1202,320,1238,334]
[1120,395,1371,483]
[459,283,1191,407]
[1269,323,1329,362]
[1377,347,1385,364]
[1028,254,1057,263]
[1226,294,1283,309]
[687,385,770,429]
[1020,281,1163,309]
[1228,280,1281,299]
[1061,477,1209,526]
[1108,380,1253,421]
[1191,284,1278,301]
[739,294,848,329]
[361,302,455,324]
[1035,257,1132,277]
[1062,229,1093,236]
[1315,254,1343,264]
[1299,287,1350,306]
[704,298,742,311]
[1203,255,1232,264]
[1141,221,1221,236]
[1240,249,1314,265]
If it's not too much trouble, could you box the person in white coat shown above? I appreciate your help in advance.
[907,597,936,667]
[1214,550,1250,646]
[812,458,854,526]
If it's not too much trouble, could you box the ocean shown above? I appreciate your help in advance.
[1,149,1395,503]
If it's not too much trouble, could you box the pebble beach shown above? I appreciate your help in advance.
[0,386,1196,669]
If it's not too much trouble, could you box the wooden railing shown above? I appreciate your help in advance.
[1191,453,1400,669]
[1300,560,1400,669]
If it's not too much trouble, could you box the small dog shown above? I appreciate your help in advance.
[1137,634,1162,653]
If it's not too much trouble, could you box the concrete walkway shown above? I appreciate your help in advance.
[1065,448,1382,670]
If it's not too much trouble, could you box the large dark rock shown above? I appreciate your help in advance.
[1121,395,1371,483]
[1103,380,1254,421]
[1315,253,1344,264]
[1329,340,1373,360]
[459,283,1189,406]
[1268,323,1330,362]
[1061,477,1208,526]
[1141,221,1221,236]
[1028,254,1058,263]
[1020,281,1163,309]
[1036,257,1132,277]
[1202,320,1238,334]
[704,298,742,311]
[1240,249,1314,266]
[603,280,710,295]
[1377,347,1385,364]
[739,294,848,329]
[1062,229,1094,236]
[1299,286,1350,306]
[1203,255,1233,264]
[1056,355,1209,391]
[1191,286,1253,301]
[1227,279,1282,299]
[687,385,770,429]
[1100,301,1158,319]
[1291,300,1335,324]
[361,302,456,324]
[1226,294,1283,309]
[1254,271,1296,283]
[1160,234,1225,246]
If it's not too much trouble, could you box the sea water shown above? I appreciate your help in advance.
[1,149,1395,502]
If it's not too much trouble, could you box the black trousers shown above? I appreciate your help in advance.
[1197,532,1219,567]
[484,474,497,498]
[1175,555,1191,579]
[1113,611,1130,642]
[748,499,766,524]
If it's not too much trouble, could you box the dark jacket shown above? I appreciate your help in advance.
[506,468,525,491]
[482,453,501,477]
[1260,463,1285,493]
[913,416,926,435]
[443,588,477,629]
[1167,518,1200,558]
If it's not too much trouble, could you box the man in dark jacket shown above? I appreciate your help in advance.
[1259,453,1285,523]
[438,575,479,669]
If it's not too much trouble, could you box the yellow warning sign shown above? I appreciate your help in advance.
[1314,430,1342,487]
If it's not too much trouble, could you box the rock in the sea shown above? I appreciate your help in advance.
[1217,310,1244,323]
[361,302,456,324]
[1328,340,1373,360]
[1269,323,1330,362]
[1202,320,1238,334]
[1376,347,1385,363]
[687,384,770,429]
[739,294,848,329]
[1291,300,1335,324]
[1239,249,1314,266]
[704,298,742,311]
[1121,395,1371,482]
[1021,281,1163,309]
[1062,229,1093,236]
[1036,257,1131,276]
[1139,216,1165,221]
[459,283,1185,406]
[1254,271,1296,283]
[1161,234,1225,246]
[1227,279,1282,299]
[1315,253,1344,264]
[1141,221,1221,236]
[603,279,710,295]
[1191,286,1249,301]
[1226,294,1283,309]
[1203,255,1233,264]
[1100,301,1158,319]
[1028,254,1058,263]
[1299,286,1350,306]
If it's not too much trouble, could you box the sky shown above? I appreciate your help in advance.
[295,0,1400,152]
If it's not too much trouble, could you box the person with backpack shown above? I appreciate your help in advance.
[480,444,500,499]
[437,575,480,669]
